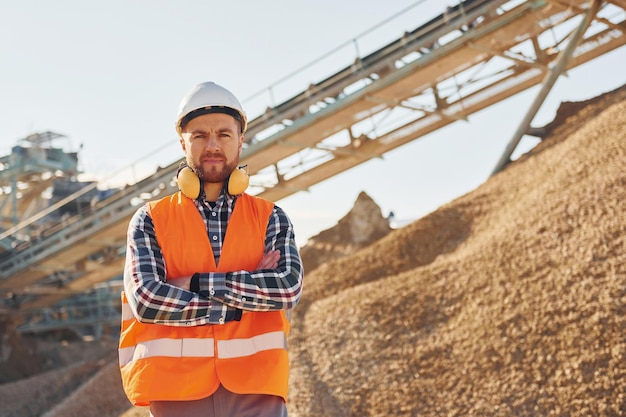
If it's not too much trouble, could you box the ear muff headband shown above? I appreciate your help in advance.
[176,164,250,199]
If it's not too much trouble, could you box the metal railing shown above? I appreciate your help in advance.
[16,280,123,339]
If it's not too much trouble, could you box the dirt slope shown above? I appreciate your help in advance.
[287,85,626,416]
[1,85,624,417]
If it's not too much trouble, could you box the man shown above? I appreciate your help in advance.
[119,81,304,417]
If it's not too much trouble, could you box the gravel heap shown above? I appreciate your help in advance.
[287,85,626,416]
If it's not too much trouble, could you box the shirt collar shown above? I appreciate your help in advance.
[195,186,236,209]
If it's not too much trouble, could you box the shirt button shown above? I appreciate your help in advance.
[218,317,225,324]
[209,288,215,296]
[212,235,218,241]
[242,297,246,302]
[211,212,217,217]
[186,322,193,326]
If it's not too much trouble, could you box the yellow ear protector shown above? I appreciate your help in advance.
[227,165,250,195]
[176,164,202,199]
[176,163,250,199]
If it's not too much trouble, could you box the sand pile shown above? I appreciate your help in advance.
[287,85,626,416]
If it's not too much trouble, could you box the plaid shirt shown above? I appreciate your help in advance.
[123,190,303,326]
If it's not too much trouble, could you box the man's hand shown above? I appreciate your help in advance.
[166,250,279,291]
[256,249,280,270]
[167,276,192,290]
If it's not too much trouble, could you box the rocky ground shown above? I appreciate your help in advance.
[0,83,624,417]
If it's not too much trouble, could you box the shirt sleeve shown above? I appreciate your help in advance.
[123,205,229,325]
[194,205,304,312]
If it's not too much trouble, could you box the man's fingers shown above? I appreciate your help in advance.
[257,250,280,269]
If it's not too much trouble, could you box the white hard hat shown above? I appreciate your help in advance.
[176,81,247,134]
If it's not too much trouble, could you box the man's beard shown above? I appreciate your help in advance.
[187,153,238,185]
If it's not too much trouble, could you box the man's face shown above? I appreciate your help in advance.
[179,113,244,184]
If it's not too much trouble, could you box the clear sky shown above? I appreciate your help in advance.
[1,0,625,246]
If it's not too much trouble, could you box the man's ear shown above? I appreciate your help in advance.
[238,134,244,155]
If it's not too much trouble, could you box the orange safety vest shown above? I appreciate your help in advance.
[119,192,290,406]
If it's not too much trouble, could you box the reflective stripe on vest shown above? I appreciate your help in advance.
[119,297,287,364]
[119,337,215,365]
[217,331,287,359]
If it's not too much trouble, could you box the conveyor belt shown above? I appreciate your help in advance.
[1,0,624,311]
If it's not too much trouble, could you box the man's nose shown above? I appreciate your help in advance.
[204,134,220,151]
